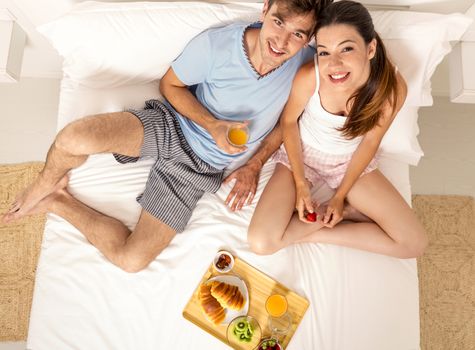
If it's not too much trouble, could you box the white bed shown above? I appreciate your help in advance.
[26,2,472,349]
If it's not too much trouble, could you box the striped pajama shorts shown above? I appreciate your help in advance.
[272,143,379,189]
[114,100,223,233]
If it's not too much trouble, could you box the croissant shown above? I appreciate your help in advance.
[199,284,225,325]
[210,281,245,311]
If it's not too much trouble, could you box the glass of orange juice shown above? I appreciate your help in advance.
[266,294,288,317]
[265,294,292,339]
[227,123,249,147]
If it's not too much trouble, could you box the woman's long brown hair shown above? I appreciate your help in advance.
[315,0,399,139]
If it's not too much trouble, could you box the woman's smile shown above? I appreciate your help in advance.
[329,72,350,83]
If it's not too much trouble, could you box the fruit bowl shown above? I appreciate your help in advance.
[226,315,262,349]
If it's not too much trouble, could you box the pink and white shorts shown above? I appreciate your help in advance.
[272,143,379,189]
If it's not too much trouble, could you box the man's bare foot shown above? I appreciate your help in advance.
[23,187,70,218]
[2,174,69,223]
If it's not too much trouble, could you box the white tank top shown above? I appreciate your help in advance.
[299,55,363,155]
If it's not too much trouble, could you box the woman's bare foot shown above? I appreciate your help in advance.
[343,205,372,222]
[2,174,69,223]
[316,201,372,223]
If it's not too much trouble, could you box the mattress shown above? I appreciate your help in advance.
[26,78,420,350]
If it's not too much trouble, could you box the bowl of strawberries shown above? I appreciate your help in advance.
[256,338,284,350]
[257,337,283,350]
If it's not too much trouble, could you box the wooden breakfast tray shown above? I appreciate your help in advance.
[183,254,309,349]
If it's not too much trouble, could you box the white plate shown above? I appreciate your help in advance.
[206,275,249,325]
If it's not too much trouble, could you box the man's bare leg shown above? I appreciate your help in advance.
[29,185,176,272]
[2,112,143,223]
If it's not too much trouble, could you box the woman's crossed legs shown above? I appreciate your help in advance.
[248,164,427,258]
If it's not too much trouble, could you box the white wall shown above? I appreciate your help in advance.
[0,77,60,163]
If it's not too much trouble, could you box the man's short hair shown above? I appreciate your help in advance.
[267,0,334,35]
[268,0,332,15]
[268,0,316,16]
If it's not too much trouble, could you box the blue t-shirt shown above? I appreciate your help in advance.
[167,22,314,169]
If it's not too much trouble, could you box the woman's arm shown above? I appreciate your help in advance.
[324,71,408,226]
[281,61,317,219]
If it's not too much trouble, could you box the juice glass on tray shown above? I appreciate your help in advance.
[266,294,288,317]
[265,294,292,341]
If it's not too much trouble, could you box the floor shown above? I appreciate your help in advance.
[411,97,475,198]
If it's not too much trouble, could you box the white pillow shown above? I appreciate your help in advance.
[39,1,262,88]
[380,105,423,165]
[39,2,472,101]
[38,1,472,166]
[370,11,473,106]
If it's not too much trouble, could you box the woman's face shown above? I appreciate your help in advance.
[316,23,376,93]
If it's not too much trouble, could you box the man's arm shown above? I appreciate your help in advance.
[160,68,247,155]
[223,122,283,211]
[161,66,283,211]
[224,60,316,212]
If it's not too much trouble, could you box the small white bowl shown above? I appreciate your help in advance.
[213,250,235,273]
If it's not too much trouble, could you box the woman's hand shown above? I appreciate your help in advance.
[295,181,315,223]
[322,195,345,228]
[208,120,248,154]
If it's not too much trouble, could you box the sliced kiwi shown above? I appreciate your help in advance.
[233,319,253,342]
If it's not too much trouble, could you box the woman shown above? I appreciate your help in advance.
[248,0,428,258]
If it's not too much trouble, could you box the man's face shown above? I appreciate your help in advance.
[258,2,314,69]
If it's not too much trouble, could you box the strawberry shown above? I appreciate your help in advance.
[305,211,317,222]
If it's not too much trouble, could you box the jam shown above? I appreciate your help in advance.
[216,253,232,270]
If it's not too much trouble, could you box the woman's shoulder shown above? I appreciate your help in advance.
[294,59,317,91]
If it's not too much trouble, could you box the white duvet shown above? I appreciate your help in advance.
[27,79,420,350]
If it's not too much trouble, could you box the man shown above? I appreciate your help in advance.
[3,0,325,272]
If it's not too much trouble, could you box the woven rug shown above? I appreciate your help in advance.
[0,162,45,341]
[413,195,475,350]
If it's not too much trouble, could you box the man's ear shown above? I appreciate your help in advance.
[368,38,377,60]
[260,0,270,21]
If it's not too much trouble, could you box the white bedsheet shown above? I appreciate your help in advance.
[27,78,420,350]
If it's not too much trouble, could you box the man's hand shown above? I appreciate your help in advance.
[223,161,262,211]
[209,120,249,154]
